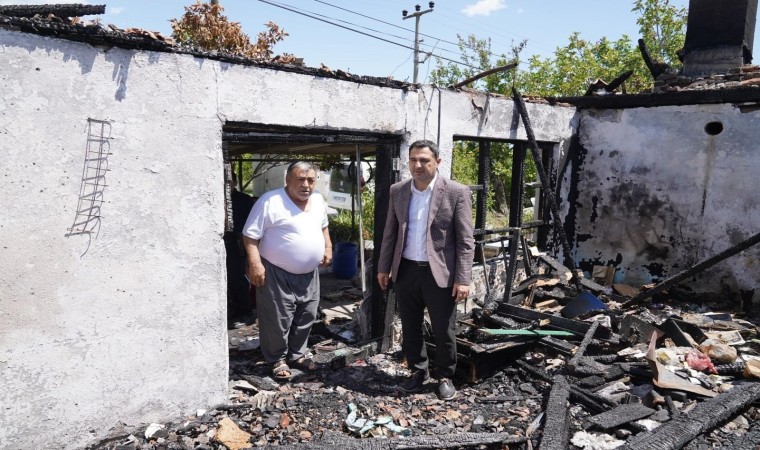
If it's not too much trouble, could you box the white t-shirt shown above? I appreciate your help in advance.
[242,188,329,274]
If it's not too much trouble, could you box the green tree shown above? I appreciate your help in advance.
[431,0,686,225]
[517,0,686,96]
[170,0,293,62]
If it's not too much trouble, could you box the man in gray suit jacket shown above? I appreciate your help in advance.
[377,140,474,400]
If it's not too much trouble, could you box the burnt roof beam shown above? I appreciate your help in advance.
[0,4,105,18]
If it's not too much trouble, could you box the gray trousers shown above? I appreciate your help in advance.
[257,258,320,364]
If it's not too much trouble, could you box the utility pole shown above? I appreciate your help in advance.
[402,2,434,84]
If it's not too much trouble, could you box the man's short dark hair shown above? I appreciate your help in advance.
[408,140,439,159]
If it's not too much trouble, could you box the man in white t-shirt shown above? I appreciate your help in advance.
[242,161,332,380]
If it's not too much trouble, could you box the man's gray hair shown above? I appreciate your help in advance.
[286,161,317,176]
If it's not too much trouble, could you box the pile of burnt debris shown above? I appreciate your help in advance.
[652,64,760,93]
[91,248,760,450]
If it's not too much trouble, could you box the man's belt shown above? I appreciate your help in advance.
[402,258,429,267]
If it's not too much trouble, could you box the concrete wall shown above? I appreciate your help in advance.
[0,29,575,449]
[569,104,760,301]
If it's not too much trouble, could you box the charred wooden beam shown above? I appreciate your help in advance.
[0,4,104,18]
[552,86,760,110]
[605,70,634,93]
[512,89,579,281]
[624,230,760,307]
[272,431,528,449]
[538,335,578,356]
[638,39,671,79]
[624,381,760,450]
[498,303,615,341]
[568,321,600,371]
[540,375,571,450]
[584,403,655,430]
[450,63,517,89]
[665,395,680,420]
[516,360,616,414]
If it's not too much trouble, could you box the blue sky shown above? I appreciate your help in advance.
[6,0,758,82]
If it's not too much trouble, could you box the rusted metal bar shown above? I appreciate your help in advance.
[624,381,760,450]
[625,230,760,307]
[450,63,517,89]
[0,4,105,17]
[512,89,580,284]
[539,375,571,450]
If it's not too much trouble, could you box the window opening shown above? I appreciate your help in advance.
[450,137,556,310]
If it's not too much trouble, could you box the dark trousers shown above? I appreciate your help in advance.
[395,258,457,378]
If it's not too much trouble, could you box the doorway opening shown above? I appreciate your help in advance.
[221,122,401,355]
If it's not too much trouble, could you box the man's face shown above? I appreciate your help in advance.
[409,146,440,186]
[285,168,317,202]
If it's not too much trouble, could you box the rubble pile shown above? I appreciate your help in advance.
[90,253,760,450]
[653,65,760,92]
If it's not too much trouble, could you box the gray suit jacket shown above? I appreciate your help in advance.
[378,176,474,288]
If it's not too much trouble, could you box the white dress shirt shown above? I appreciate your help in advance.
[402,174,437,261]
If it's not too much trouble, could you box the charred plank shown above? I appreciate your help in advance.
[271,431,528,449]
[569,321,600,371]
[0,4,105,18]
[516,360,616,414]
[539,375,571,450]
[584,403,655,430]
[624,382,760,450]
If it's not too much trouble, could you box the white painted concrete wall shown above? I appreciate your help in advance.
[571,105,760,300]
[0,29,575,449]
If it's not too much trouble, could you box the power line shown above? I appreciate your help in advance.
[311,0,520,62]
[257,0,482,71]
[270,0,470,60]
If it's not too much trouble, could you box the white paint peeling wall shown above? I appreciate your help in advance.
[572,105,760,300]
[0,30,575,449]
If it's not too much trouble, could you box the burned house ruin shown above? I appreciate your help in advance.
[0,2,759,449]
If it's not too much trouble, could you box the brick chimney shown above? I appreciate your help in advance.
[682,0,758,76]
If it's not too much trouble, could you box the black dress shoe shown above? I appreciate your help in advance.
[400,369,429,393]
[438,378,456,400]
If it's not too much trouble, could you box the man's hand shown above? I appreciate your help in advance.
[377,272,390,291]
[451,283,470,303]
[321,247,333,267]
[247,262,266,287]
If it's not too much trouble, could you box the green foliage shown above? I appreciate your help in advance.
[431,0,686,97]
[327,181,375,244]
[434,0,686,226]
[170,0,294,62]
